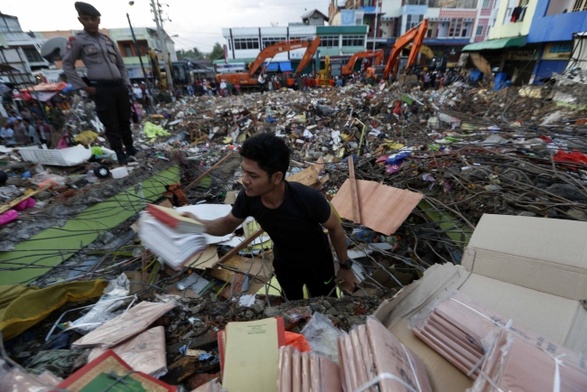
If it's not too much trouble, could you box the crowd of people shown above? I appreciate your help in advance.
[0,100,66,148]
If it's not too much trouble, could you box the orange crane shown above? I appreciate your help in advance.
[216,37,320,87]
[341,49,384,76]
[367,19,429,81]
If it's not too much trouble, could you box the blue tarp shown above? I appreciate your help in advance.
[262,61,292,72]
[533,60,568,83]
[279,61,292,72]
[264,62,279,72]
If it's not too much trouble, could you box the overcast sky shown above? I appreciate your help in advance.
[3,0,330,52]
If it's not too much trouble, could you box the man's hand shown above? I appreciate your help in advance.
[335,268,361,293]
[181,211,200,222]
[83,86,96,96]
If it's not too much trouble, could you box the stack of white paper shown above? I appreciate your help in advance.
[139,211,207,270]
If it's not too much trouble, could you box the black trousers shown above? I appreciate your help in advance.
[91,80,133,152]
[273,257,337,301]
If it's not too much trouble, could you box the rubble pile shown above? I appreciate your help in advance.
[2,79,587,390]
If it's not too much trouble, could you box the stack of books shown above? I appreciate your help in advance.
[139,204,207,270]
[338,317,432,392]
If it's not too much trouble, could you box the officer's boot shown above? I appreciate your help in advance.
[115,150,128,166]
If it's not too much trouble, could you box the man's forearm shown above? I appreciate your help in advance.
[328,225,349,264]
[201,217,237,237]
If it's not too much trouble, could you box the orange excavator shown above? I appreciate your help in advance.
[367,19,429,81]
[216,37,320,87]
[341,49,384,76]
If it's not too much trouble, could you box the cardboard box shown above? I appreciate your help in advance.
[374,214,587,392]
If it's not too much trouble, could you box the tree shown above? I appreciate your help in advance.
[209,43,225,61]
[176,47,204,60]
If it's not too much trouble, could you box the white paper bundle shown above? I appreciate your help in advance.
[139,211,207,270]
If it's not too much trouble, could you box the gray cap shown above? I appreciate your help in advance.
[75,2,101,17]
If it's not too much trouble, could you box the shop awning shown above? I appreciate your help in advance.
[278,61,292,72]
[462,36,527,52]
[263,62,279,72]
[262,61,292,72]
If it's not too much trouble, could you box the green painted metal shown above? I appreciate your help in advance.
[462,36,527,52]
[417,199,473,251]
[0,165,181,285]
[316,26,368,35]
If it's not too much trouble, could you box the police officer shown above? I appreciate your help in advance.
[62,2,137,165]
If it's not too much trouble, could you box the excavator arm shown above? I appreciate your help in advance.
[294,36,320,75]
[247,37,320,77]
[218,37,320,87]
[341,49,384,75]
[383,19,428,80]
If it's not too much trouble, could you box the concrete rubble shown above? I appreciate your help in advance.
[1,76,587,390]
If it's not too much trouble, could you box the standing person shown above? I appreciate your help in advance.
[23,118,40,145]
[36,118,53,147]
[132,83,143,101]
[62,2,137,165]
[184,133,360,301]
[257,73,267,94]
[12,118,28,146]
[0,123,15,146]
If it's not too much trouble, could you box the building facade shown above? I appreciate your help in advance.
[33,27,176,84]
[462,0,587,85]
[528,0,587,82]
[221,24,369,65]
[328,0,500,67]
[0,12,47,86]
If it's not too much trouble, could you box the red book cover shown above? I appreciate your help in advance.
[57,349,176,392]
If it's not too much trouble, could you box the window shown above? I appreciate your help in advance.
[504,0,528,23]
[406,0,427,4]
[262,37,287,48]
[342,35,365,46]
[482,0,491,7]
[430,0,478,8]
[319,36,340,47]
[550,43,572,53]
[476,25,484,36]
[448,18,466,37]
[355,11,364,25]
[233,38,259,50]
[406,14,424,29]
[573,0,587,12]
[23,47,44,63]
[121,43,133,57]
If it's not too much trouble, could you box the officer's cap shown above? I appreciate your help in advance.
[75,2,101,17]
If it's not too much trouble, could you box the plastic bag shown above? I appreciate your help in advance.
[301,312,343,364]
[0,359,57,392]
[68,273,133,333]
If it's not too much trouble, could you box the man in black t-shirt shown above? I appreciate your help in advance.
[187,133,359,300]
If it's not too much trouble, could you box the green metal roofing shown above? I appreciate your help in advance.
[462,36,527,52]
[213,58,256,65]
[316,25,368,35]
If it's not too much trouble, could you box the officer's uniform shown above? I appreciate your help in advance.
[62,2,136,162]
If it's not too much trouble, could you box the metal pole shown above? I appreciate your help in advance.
[126,13,153,99]
[150,0,174,89]
[372,0,379,51]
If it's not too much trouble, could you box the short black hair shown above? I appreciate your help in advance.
[240,133,290,180]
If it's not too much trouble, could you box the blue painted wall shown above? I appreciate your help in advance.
[528,2,587,43]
